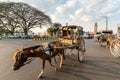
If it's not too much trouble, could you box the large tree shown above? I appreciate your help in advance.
[0,2,51,35]
[0,2,22,35]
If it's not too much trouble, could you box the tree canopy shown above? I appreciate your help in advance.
[0,2,51,35]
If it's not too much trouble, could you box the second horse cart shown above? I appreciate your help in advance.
[109,27,120,58]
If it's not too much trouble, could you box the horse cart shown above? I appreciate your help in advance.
[12,25,86,79]
[58,25,86,63]
[98,30,113,47]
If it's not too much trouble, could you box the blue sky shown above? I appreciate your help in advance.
[0,0,120,33]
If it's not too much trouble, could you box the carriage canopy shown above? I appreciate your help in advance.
[61,25,83,37]
[102,30,113,34]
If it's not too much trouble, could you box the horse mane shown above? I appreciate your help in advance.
[13,49,21,62]
[23,45,42,51]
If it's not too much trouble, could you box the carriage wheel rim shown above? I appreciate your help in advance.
[110,40,120,57]
[78,49,84,63]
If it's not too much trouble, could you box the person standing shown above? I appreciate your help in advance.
[77,27,86,52]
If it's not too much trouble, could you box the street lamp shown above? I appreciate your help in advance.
[102,16,108,30]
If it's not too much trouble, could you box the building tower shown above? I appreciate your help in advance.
[94,22,98,34]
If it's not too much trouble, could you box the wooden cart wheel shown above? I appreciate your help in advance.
[109,39,120,57]
[77,38,85,63]
[77,48,84,63]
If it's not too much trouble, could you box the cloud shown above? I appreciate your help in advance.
[51,0,120,24]
[101,0,120,14]
[0,0,120,33]
[51,0,81,24]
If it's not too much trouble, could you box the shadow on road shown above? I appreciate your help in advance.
[58,55,120,80]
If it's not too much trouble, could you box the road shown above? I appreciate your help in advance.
[0,39,120,80]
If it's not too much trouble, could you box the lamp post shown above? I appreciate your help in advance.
[102,16,108,30]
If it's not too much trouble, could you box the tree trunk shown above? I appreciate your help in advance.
[10,31,14,35]
[24,29,28,36]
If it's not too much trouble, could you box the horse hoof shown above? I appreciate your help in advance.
[62,63,65,66]
[60,67,62,69]
[38,75,43,79]
[54,68,57,71]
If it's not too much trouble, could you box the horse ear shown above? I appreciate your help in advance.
[21,52,24,56]
[16,49,20,51]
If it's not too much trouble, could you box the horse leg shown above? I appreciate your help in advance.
[106,38,110,48]
[63,50,65,60]
[47,58,57,71]
[59,54,63,69]
[38,60,45,79]
[99,38,102,46]
[53,57,57,64]
[49,50,57,64]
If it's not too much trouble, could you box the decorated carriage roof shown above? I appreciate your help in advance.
[61,25,83,30]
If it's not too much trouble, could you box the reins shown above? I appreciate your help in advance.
[24,57,36,65]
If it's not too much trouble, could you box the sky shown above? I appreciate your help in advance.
[0,0,120,33]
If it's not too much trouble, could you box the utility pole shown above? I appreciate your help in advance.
[102,16,108,30]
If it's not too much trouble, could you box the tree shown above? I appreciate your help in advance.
[11,2,52,36]
[0,2,20,35]
[0,26,8,36]
[47,27,53,36]
[0,2,51,36]
[52,23,62,37]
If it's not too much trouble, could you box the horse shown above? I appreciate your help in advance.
[106,36,112,48]
[12,45,57,79]
[48,41,65,69]
[98,36,103,46]
[98,34,112,47]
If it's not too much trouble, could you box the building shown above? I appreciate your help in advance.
[94,22,98,34]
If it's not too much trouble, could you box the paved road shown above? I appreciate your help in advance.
[0,39,120,80]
